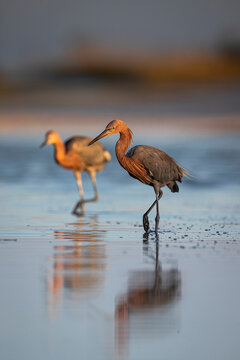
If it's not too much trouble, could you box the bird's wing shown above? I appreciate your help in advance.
[127,145,182,184]
[65,136,109,166]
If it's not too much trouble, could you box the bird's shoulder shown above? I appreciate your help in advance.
[65,136,104,152]
[65,136,108,166]
[127,145,171,162]
[127,145,181,183]
[65,136,91,151]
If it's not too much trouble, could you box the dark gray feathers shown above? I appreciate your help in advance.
[126,145,182,186]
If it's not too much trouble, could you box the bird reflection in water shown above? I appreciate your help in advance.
[115,238,181,355]
[46,215,107,320]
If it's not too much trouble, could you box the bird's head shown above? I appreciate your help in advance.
[40,130,60,148]
[89,120,132,146]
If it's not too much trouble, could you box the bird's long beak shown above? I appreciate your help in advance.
[40,140,48,148]
[88,129,110,146]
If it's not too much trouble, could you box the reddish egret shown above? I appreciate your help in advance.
[40,130,111,214]
[89,120,187,232]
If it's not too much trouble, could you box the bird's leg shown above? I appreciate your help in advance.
[72,171,85,215]
[154,187,162,234]
[73,171,99,215]
[143,200,157,232]
[79,171,99,204]
[155,195,160,233]
[88,171,99,202]
[142,190,162,233]
[143,209,151,233]
[143,231,149,243]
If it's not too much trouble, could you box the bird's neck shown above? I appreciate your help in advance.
[115,130,132,168]
[53,139,67,165]
[115,129,152,185]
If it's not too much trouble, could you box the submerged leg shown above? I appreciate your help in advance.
[143,189,163,232]
[72,171,85,215]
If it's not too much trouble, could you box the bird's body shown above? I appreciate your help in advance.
[41,130,111,214]
[89,120,186,233]
[126,145,183,191]
[55,135,110,172]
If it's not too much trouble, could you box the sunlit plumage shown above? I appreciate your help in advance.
[41,130,111,214]
[89,120,187,232]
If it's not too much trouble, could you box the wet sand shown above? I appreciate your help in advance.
[0,131,240,360]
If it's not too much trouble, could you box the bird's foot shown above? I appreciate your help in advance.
[72,210,85,217]
[143,232,149,243]
[72,207,85,217]
[72,201,85,216]
[143,214,150,232]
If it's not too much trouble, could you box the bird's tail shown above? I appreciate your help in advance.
[178,164,192,181]
[104,150,111,162]
[181,168,191,178]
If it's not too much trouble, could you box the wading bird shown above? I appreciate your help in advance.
[89,120,187,233]
[40,130,111,214]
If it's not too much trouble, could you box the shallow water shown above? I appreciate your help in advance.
[0,134,240,360]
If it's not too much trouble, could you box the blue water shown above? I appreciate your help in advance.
[0,133,240,360]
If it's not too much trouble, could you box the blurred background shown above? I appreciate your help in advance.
[0,0,240,134]
[1,4,240,360]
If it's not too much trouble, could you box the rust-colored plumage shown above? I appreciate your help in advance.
[89,120,187,232]
[40,130,111,214]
